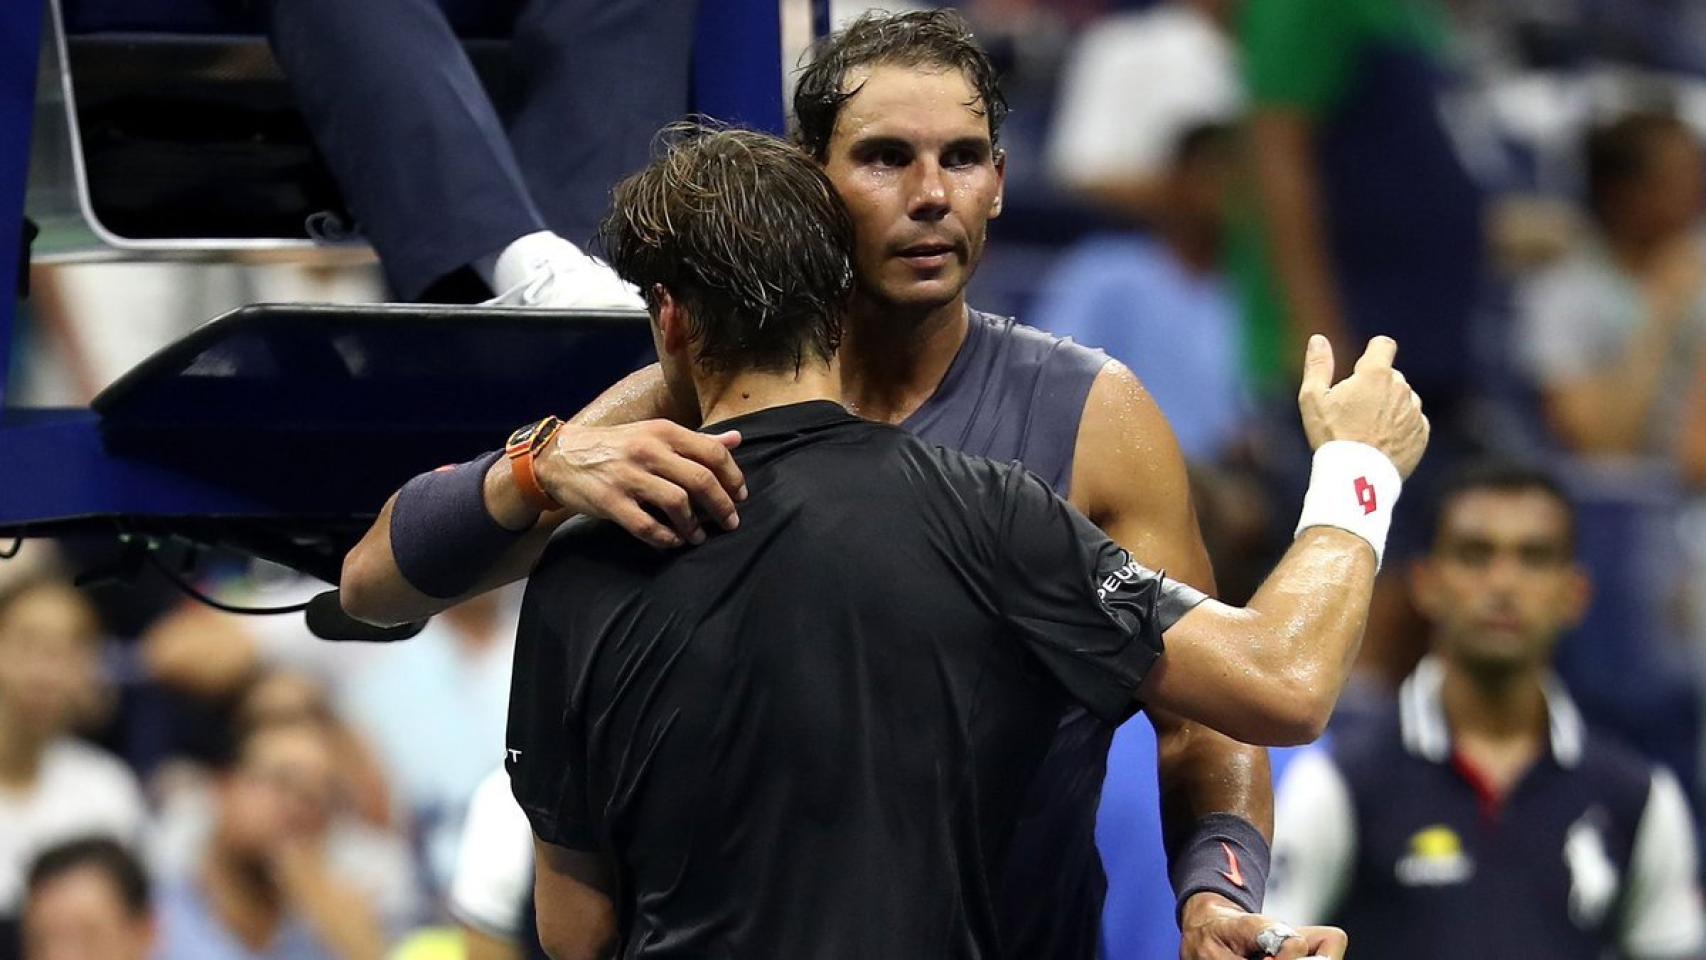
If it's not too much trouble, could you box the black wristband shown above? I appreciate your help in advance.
[389,451,525,599]
[1169,812,1271,923]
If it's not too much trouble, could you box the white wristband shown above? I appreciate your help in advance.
[1294,441,1403,570]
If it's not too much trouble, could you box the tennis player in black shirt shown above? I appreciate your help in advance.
[506,125,1426,960]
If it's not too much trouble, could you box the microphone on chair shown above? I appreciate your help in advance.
[305,590,428,643]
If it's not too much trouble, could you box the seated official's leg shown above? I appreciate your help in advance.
[262,0,546,301]
[505,0,696,248]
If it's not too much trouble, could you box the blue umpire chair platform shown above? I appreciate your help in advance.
[1,304,656,585]
[0,0,803,591]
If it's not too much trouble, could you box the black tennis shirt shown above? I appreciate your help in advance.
[506,400,1204,959]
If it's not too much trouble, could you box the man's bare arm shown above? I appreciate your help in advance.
[1070,361,1276,947]
[1142,526,1375,745]
[1141,337,1428,744]
[531,838,617,960]
[341,365,744,625]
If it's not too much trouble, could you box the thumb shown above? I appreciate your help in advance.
[1299,334,1334,400]
[712,430,741,450]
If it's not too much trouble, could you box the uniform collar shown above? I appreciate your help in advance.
[701,399,858,440]
[1399,655,1584,769]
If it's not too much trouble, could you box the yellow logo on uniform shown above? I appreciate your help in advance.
[1410,825,1462,859]
[1397,825,1474,886]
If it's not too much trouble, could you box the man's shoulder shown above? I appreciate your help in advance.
[972,309,1111,384]
[532,516,657,586]
[522,517,665,629]
[1574,727,1671,808]
[42,738,141,802]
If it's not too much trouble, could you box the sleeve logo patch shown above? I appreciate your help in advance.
[1354,476,1377,516]
[1097,558,1143,600]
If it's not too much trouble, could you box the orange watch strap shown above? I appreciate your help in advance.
[507,418,563,512]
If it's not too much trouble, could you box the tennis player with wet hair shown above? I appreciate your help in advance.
[505,124,1426,960]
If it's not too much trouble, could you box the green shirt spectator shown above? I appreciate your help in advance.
[1232,0,1486,400]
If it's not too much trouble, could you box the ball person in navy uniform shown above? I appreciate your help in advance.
[1267,461,1705,960]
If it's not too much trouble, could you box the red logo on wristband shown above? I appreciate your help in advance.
[1219,842,1247,889]
[1354,476,1378,515]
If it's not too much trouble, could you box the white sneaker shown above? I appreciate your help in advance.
[483,249,646,311]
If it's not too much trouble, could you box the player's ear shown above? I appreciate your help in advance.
[654,285,691,356]
[990,148,1006,219]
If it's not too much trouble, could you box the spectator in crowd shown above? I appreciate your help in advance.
[1520,112,1706,468]
[1234,0,1495,691]
[449,768,539,960]
[0,576,146,948]
[338,592,516,905]
[1235,0,1487,402]
[148,669,416,936]
[21,839,154,960]
[1267,461,1705,959]
[1045,0,1241,223]
[1032,123,1245,463]
[156,719,386,960]
[262,0,682,308]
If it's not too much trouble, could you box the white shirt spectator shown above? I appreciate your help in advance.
[1517,237,1706,453]
[0,739,145,913]
[1045,4,1241,191]
[337,595,518,900]
[449,766,534,942]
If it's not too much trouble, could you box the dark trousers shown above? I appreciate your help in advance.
[265,0,696,300]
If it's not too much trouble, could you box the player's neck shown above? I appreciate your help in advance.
[696,360,843,427]
[839,296,971,425]
[1439,654,1549,746]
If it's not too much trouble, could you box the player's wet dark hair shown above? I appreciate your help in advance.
[601,122,854,374]
[792,9,1008,162]
[1585,111,1693,226]
[27,837,151,918]
[1430,460,1577,552]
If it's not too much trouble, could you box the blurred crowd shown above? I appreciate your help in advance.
[977,0,1706,797]
[11,0,1706,958]
[0,541,524,960]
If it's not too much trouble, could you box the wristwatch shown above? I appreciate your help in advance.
[505,415,565,512]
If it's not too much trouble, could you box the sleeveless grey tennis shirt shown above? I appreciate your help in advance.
[904,310,1110,496]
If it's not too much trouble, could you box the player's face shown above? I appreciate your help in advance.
[821,63,1005,316]
[23,868,153,960]
[1411,490,1588,671]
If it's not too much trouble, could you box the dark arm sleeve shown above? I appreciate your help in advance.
[506,526,600,851]
[994,464,1207,723]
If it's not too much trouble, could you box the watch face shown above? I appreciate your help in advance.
[507,422,537,450]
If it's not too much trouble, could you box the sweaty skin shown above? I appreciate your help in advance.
[1068,361,1276,929]
[342,57,1287,960]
